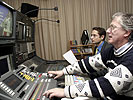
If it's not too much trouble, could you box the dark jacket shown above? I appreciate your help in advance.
[94,41,112,55]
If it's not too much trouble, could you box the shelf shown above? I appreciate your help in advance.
[74,52,93,56]
[70,44,94,48]
[69,42,94,60]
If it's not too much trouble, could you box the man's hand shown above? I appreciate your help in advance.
[48,70,64,79]
[43,88,65,99]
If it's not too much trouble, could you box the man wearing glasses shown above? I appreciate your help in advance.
[44,12,133,100]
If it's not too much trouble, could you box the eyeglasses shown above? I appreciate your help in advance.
[109,25,123,31]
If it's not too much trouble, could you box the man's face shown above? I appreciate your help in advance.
[90,30,103,44]
[106,17,128,49]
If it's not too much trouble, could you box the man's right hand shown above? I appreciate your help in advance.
[48,70,64,79]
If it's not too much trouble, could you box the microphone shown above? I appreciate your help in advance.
[56,20,60,23]
[54,7,58,11]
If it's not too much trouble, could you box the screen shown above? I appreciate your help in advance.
[0,57,9,76]
[0,55,11,77]
[0,4,13,37]
[3,74,22,90]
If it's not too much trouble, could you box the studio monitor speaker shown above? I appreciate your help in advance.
[21,3,39,17]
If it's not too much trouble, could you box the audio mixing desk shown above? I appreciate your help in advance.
[0,65,57,100]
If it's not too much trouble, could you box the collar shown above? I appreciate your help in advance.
[96,41,104,54]
[114,41,133,57]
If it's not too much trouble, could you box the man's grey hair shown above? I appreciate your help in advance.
[112,12,133,41]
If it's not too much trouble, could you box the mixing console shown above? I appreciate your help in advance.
[0,65,57,100]
[65,75,85,86]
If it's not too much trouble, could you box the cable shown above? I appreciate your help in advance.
[35,18,60,23]
[24,7,58,16]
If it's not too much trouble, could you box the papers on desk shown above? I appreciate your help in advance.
[63,50,97,100]
[63,50,78,65]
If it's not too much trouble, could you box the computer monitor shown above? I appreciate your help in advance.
[0,55,12,78]
[81,30,89,45]
[0,1,15,40]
